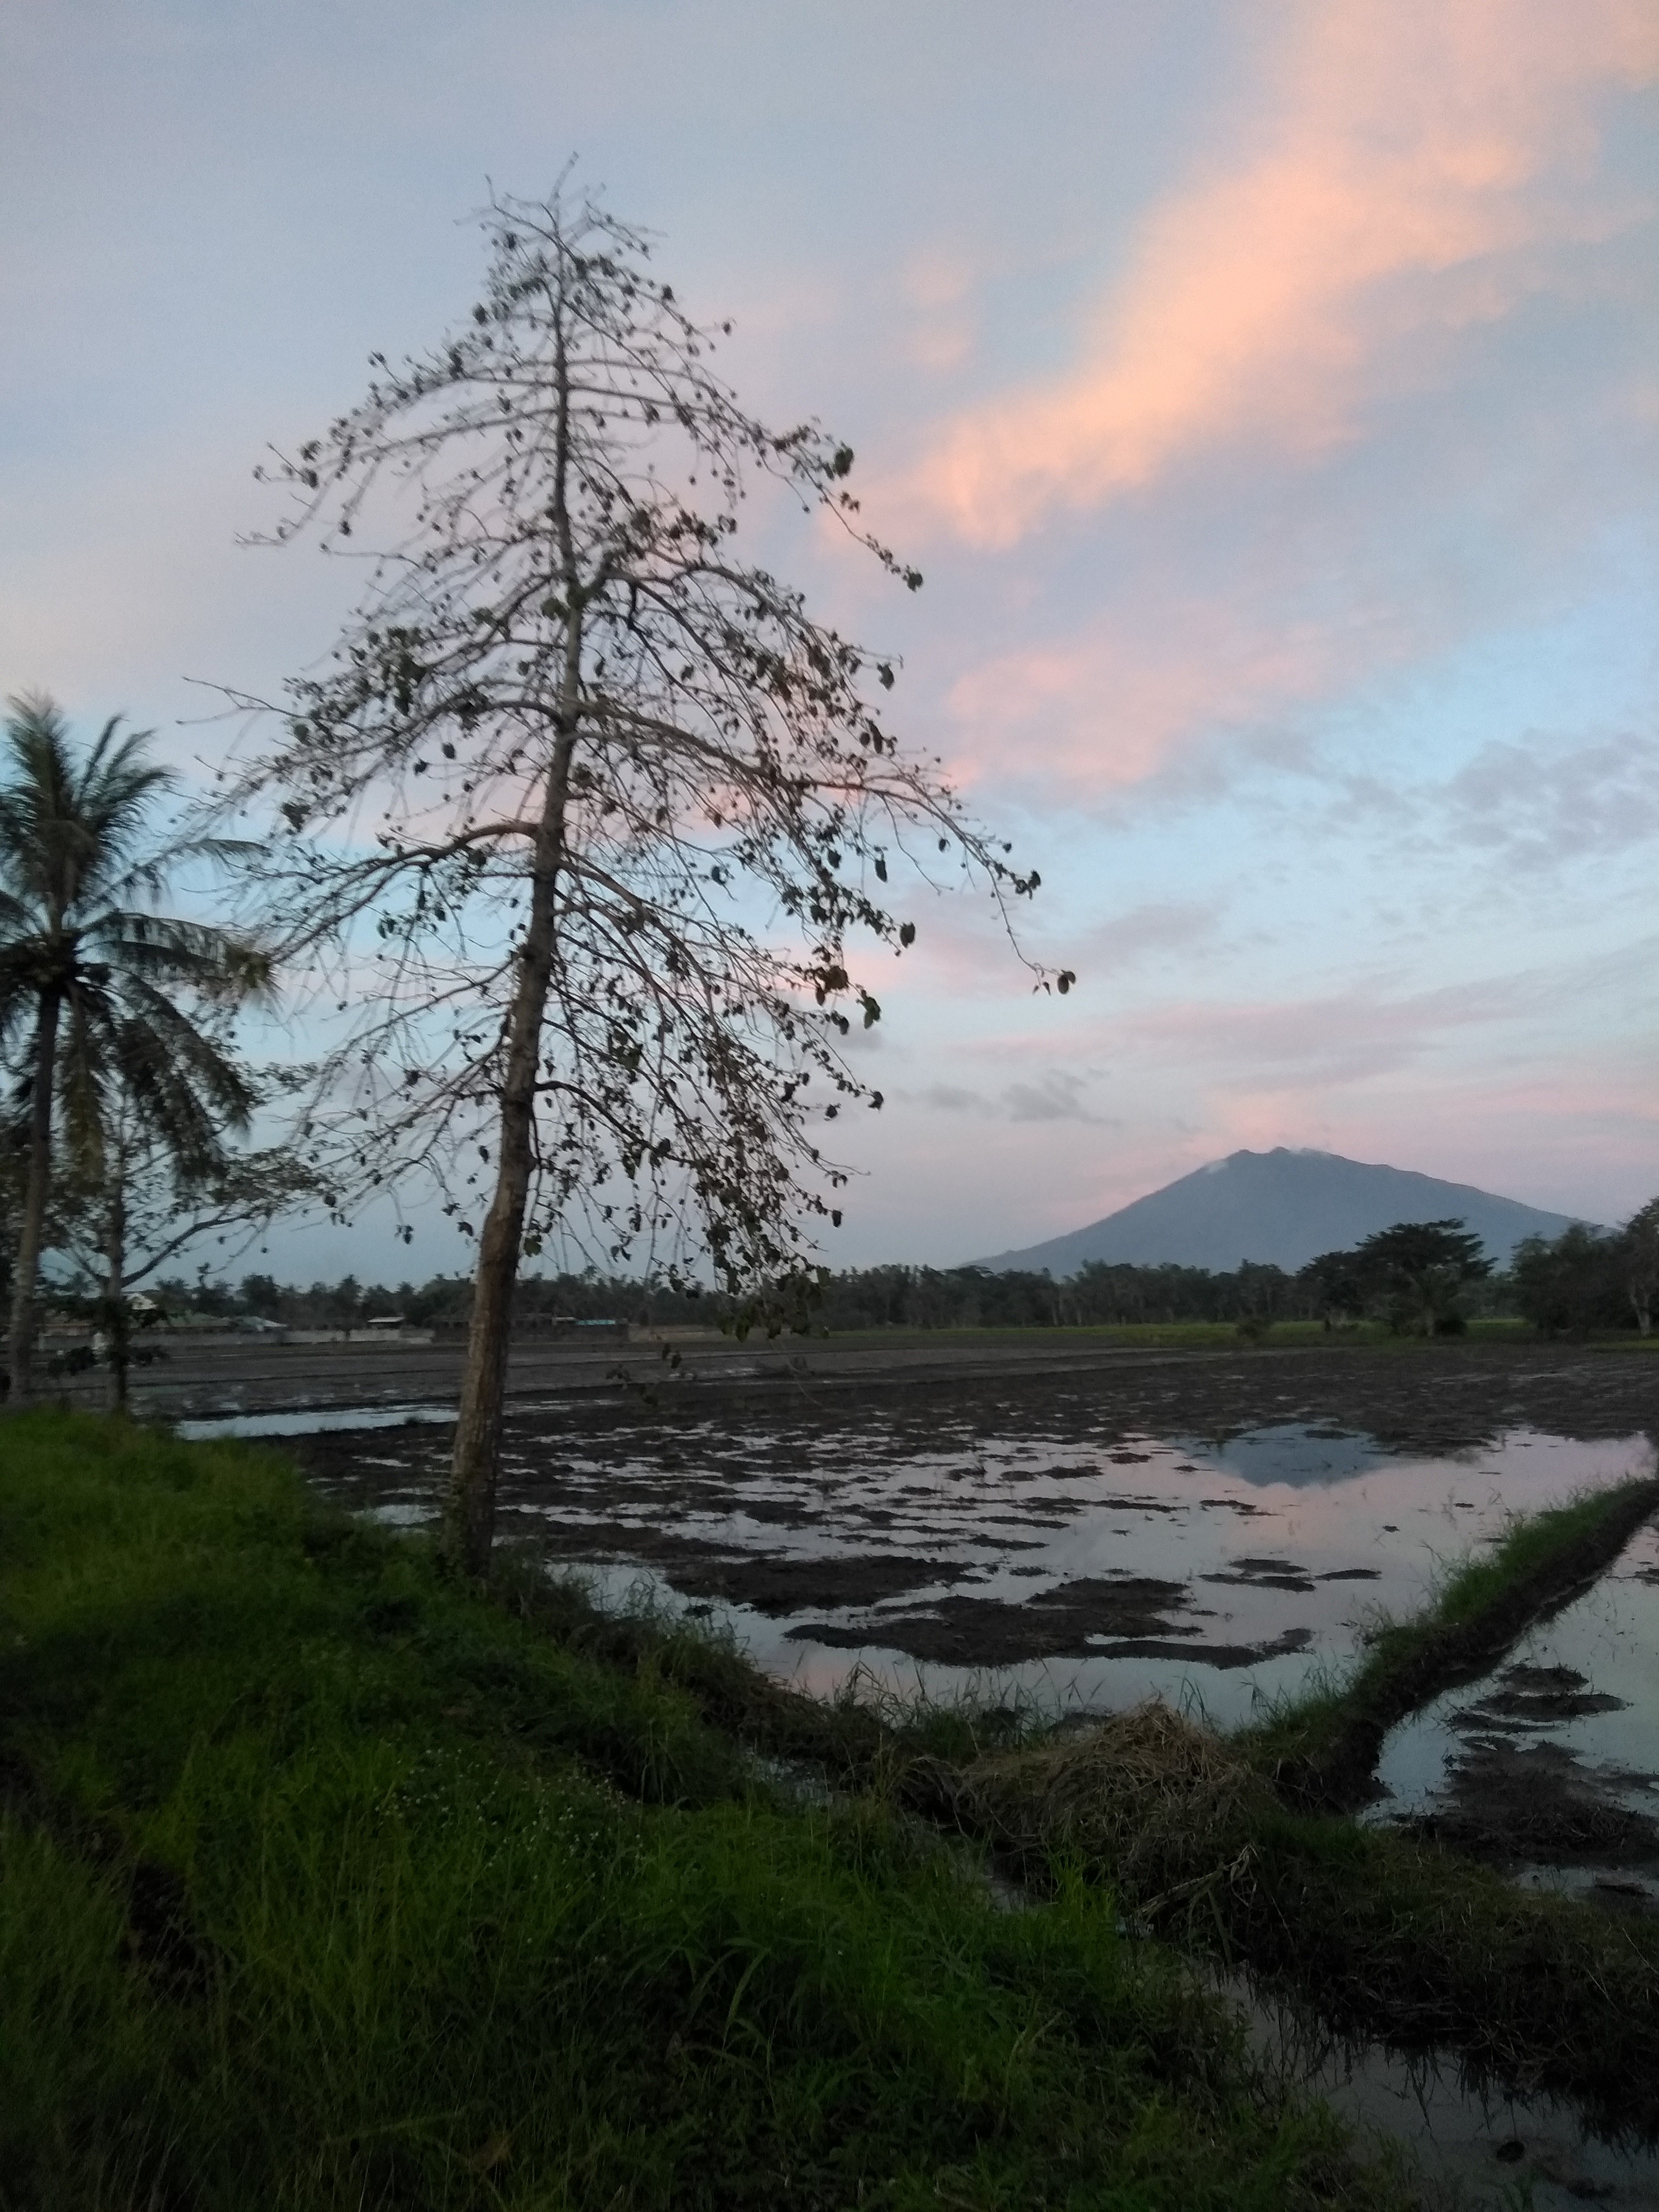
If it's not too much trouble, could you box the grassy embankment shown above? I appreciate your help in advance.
[910,1472,1659,2139]
[525,1467,1659,2138]
[1238,1473,1659,1805]
[0,1412,1404,2212]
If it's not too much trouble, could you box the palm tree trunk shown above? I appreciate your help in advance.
[104,1171,129,1414]
[7,991,60,1407]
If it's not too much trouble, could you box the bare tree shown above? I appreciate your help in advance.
[56,1110,321,1409]
[227,189,1070,1574]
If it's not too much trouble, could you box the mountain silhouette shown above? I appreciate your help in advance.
[978,1147,1595,1275]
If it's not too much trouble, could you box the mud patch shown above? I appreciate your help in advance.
[1452,1663,1625,1730]
[1372,1516,1659,1908]
[1202,1556,1318,1593]
[1413,1737,1659,1875]
[773,1573,1303,1670]
[659,1553,979,1616]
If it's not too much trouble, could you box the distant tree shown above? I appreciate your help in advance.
[55,1126,319,1407]
[1511,1223,1625,1337]
[1619,1197,1659,1336]
[1297,1249,1369,1330]
[0,696,270,1402]
[1233,1260,1292,1324]
[1352,1219,1491,1336]
[229,188,1066,1574]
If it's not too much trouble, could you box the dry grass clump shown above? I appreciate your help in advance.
[935,1703,1265,1908]
[910,1700,1659,2140]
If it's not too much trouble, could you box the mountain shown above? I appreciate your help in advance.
[978,1148,1597,1276]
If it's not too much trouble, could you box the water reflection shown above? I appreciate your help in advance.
[1191,1423,1400,1486]
[1371,1517,1659,1909]
[178,1404,455,1440]
[298,1404,1653,1734]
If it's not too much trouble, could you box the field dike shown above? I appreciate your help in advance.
[1237,1473,1659,1813]
[2,1411,1410,2212]
[502,1479,1659,2141]
[902,1707,1659,2142]
[6,1413,1656,2208]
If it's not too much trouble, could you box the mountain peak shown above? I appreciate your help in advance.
[978,1150,1596,1276]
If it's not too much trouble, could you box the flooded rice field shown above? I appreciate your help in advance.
[1373,1512,1659,1911]
[223,1350,1659,2196]
[283,1378,1651,1716]
[266,1346,1659,1913]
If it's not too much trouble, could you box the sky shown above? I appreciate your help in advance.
[2,0,1656,1284]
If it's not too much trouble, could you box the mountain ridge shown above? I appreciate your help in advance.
[978,1147,1597,1276]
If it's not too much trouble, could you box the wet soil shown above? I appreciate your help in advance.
[1392,1648,1659,1914]
[288,1347,1658,1669]
[660,1553,981,1615]
[100,1329,1659,1444]
[1279,1473,1659,1815]
[284,1342,1659,1899]
[1414,1732,1659,1878]
[785,1573,1192,1666]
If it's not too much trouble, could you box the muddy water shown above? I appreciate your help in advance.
[286,1394,1653,1732]
[1252,2004,1659,2209]
[1373,1516,1659,1910]
[239,1381,1659,2190]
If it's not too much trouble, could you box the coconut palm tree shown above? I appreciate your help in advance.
[0,693,270,1404]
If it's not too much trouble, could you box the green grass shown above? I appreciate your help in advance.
[527,1493,1659,2141]
[941,1704,1659,2143]
[0,1412,1405,2211]
[1235,1474,1659,1799]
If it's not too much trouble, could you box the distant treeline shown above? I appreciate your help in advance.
[155,1199,1658,1338]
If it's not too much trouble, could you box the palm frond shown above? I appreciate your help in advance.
[111,1019,231,1179]
[81,916,272,1008]
[55,994,111,1180]
[110,976,259,1134]
[0,697,281,1279]
[98,834,266,910]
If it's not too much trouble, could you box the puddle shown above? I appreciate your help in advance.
[177,1404,456,1440]
[294,1398,1654,1732]
[1244,1990,1659,2209]
[1372,1518,1659,1909]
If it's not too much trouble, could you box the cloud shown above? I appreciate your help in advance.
[1072,899,1227,970]
[1124,969,1553,1087]
[916,1082,988,1113]
[941,609,1360,789]
[1437,731,1659,866]
[1304,729,1659,907]
[1116,930,1659,1094]
[905,1,1658,547]
[901,1068,1112,1124]
[1001,1069,1109,1124]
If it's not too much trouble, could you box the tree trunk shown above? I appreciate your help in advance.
[6,991,61,1407]
[443,309,582,1578]
[443,740,576,1573]
[104,1171,128,1414]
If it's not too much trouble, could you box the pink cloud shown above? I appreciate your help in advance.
[1121,969,1556,1086]
[906,1,1658,546]
[940,601,1367,787]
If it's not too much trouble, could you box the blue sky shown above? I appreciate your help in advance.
[3,1,1655,1282]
